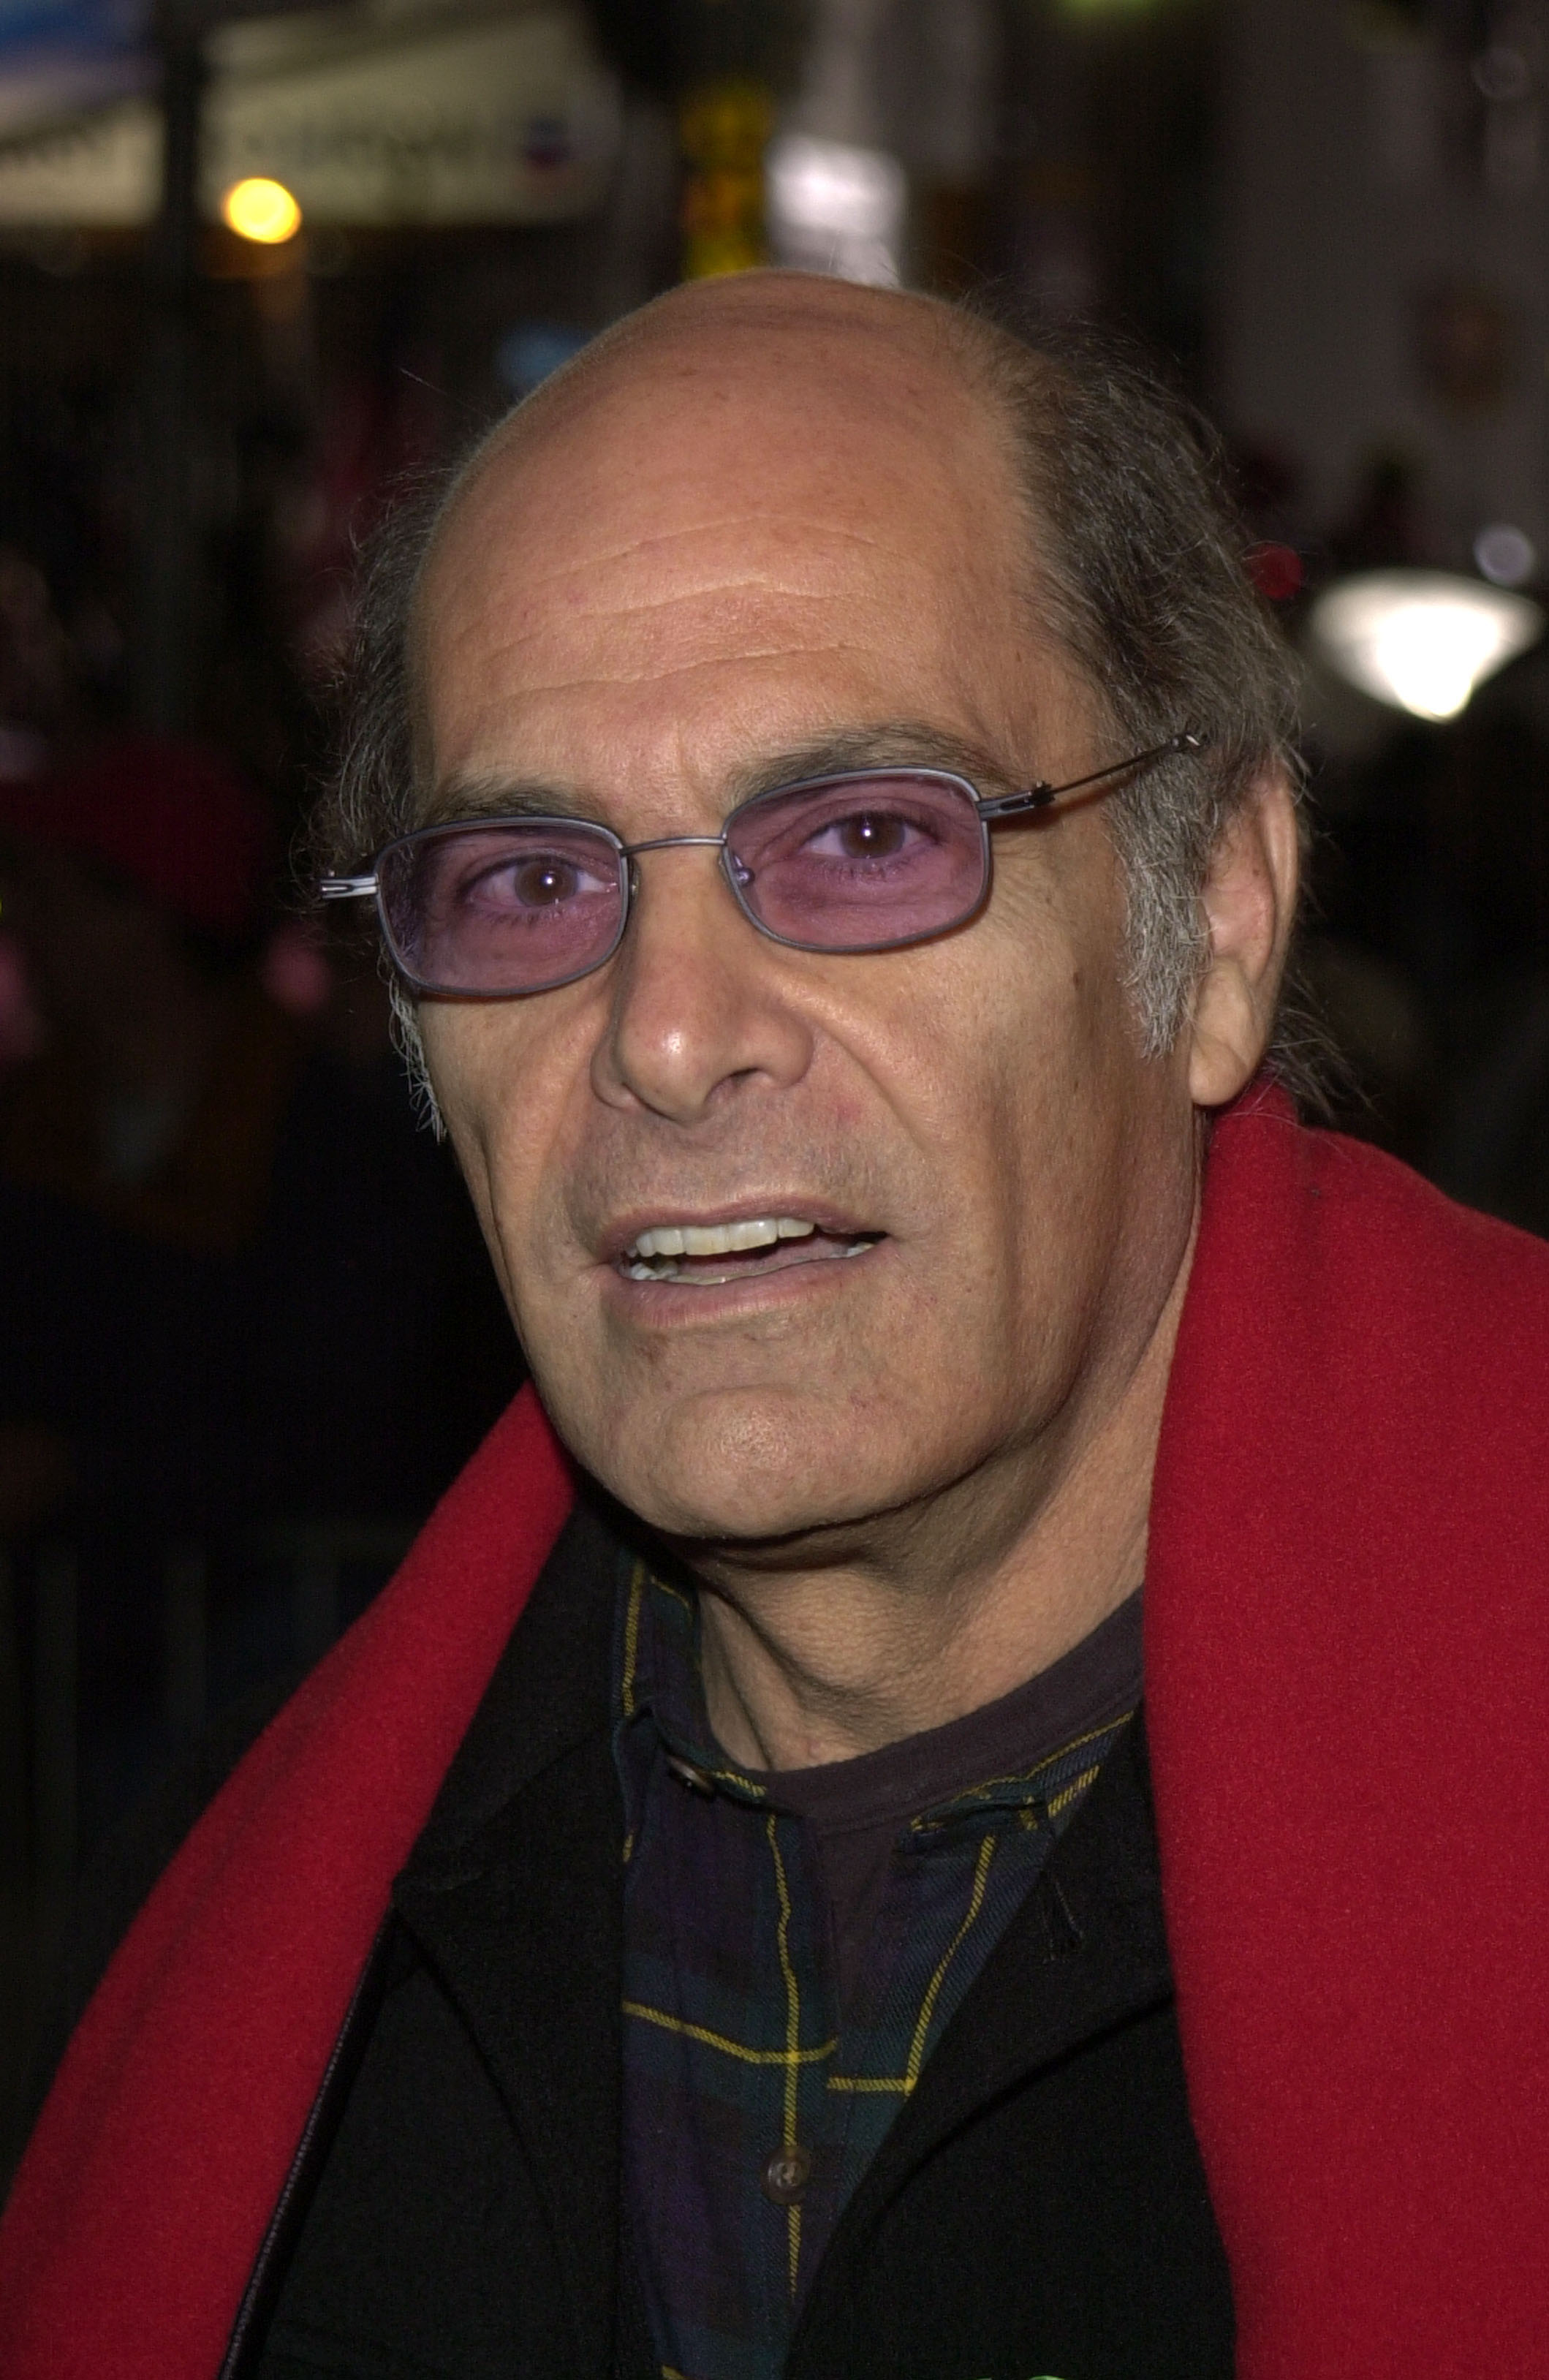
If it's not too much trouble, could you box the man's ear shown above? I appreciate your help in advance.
[1186,768,1300,1108]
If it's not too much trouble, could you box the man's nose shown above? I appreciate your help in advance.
[590,845,814,1124]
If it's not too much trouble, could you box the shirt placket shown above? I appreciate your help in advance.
[616,1558,1134,2380]
[618,1568,845,2373]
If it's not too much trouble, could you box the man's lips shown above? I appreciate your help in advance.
[603,1208,885,1287]
[619,1228,882,1287]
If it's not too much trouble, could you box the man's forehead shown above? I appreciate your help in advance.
[406,279,1061,817]
[417,278,1018,619]
[472,271,994,459]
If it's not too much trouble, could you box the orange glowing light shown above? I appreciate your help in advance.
[222,178,302,244]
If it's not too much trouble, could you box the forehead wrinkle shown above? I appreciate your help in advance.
[428,551,942,681]
[430,562,978,710]
[433,534,940,638]
[427,387,1007,626]
[432,638,887,708]
[423,370,1023,720]
[454,512,904,591]
[454,581,893,644]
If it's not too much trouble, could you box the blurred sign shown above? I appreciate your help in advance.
[678,78,770,280]
[0,0,620,224]
[0,0,148,139]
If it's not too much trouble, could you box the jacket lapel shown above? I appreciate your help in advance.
[391,1498,626,2379]
[804,1715,1173,2281]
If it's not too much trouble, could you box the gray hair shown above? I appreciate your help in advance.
[312,298,1306,1118]
[942,306,1303,1054]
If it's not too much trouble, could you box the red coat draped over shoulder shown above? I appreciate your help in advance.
[2,1087,1547,2376]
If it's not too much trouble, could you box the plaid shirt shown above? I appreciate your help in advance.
[613,1556,1132,2380]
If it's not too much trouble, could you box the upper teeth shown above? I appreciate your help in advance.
[626,1217,818,1261]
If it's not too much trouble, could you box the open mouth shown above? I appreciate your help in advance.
[619,1216,883,1287]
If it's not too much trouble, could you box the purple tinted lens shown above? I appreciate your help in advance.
[725,772,988,950]
[379,820,625,993]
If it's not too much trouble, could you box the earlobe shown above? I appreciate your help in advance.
[1186,769,1300,1109]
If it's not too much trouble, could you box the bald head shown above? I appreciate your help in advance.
[412,273,1042,827]
[425,269,1012,594]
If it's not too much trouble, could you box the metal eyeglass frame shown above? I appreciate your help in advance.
[319,730,1205,998]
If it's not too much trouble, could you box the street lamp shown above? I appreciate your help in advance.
[1308,568,1544,721]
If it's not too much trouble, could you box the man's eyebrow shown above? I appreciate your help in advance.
[423,773,594,826]
[724,723,1023,806]
[423,724,1024,831]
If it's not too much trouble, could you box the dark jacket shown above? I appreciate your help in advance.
[58,1499,1232,2380]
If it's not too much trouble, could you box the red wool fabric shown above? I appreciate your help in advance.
[1147,1088,1549,2374]
[1,1089,1547,2374]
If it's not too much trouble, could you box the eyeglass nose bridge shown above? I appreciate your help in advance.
[621,833,728,855]
[618,829,741,907]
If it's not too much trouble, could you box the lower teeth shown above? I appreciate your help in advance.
[624,1238,874,1283]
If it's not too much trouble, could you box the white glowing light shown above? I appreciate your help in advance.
[1309,570,1542,721]
[765,133,906,288]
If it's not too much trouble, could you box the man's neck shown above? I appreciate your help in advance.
[689,1239,1191,1771]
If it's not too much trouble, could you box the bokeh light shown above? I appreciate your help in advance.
[1311,570,1544,722]
[1473,524,1537,587]
[221,177,302,245]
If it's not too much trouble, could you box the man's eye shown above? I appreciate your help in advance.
[461,853,609,909]
[806,809,923,862]
[512,858,581,906]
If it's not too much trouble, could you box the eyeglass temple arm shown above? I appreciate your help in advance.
[977,730,1206,822]
[317,732,1208,885]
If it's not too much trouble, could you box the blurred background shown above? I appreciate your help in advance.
[4,0,1549,2163]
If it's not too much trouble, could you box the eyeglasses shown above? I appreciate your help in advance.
[320,732,1202,999]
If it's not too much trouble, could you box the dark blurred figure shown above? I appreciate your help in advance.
[0,733,520,1847]
[1327,451,1425,575]
[1300,654,1549,1232]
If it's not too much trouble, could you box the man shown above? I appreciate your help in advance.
[3,275,1547,2380]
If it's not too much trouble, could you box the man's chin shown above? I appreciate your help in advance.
[553,1385,915,1549]
[597,1462,868,1552]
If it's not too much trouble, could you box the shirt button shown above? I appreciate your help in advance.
[761,2145,811,2205]
[665,1752,716,1795]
